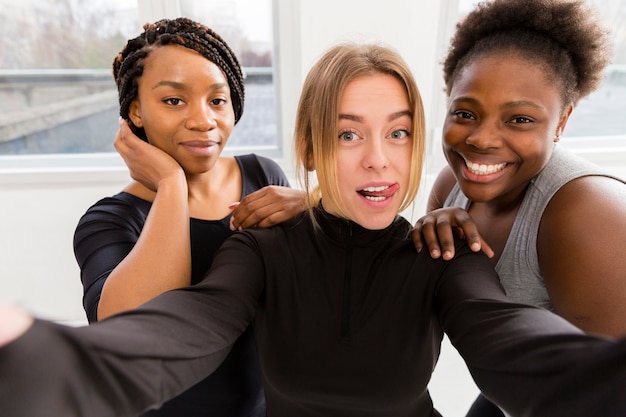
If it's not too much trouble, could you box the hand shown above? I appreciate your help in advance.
[230,186,307,230]
[0,303,33,346]
[114,119,185,192]
[411,207,494,260]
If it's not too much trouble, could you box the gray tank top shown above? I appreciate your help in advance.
[444,145,622,310]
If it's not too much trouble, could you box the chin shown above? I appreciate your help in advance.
[356,213,397,230]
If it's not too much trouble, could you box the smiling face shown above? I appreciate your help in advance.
[322,73,413,230]
[443,52,570,207]
[128,45,235,174]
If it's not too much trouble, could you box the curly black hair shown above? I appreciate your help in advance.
[112,17,245,139]
[443,0,612,105]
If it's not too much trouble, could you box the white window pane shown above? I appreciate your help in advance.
[0,0,138,155]
[566,0,626,137]
[179,0,278,152]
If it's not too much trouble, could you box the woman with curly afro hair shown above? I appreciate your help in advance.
[413,0,626,415]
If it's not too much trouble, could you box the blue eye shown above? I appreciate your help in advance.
[390,129,409,139]
[339,131,359,141]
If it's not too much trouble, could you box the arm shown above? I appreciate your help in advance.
[538,175,626,337]
[83,121,191,320]
[435,244,624,417]
[411,166,493,259]
[1,232,266,417]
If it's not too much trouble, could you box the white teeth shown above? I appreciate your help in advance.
[365,196,386,202]
[465,160,507,175]
[361,185,389,192]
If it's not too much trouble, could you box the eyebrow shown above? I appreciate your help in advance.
[502,100,544,111]
[453,96,544,111]
[338,109,412,122]
[152,81,229,92]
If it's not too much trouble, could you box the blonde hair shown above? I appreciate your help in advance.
[294,43,425,221]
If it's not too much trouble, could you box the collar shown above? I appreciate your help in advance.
[312,203,410,248]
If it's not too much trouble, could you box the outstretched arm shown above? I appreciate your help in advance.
[435,244,625,417]
[0,232,266,417]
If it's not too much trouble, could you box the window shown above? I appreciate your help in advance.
[0,0,278,157]
[0,0,137,155]
[178,0,277,153]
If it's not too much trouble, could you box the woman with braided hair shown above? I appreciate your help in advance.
[410,0,626,415]
[72,17,305,417]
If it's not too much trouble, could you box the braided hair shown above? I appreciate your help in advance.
[443,0,612,106]
[112,17,245,137]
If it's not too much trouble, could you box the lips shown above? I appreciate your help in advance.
[180,140,220,157]
[182,140,219,148]
[358,183,399,201]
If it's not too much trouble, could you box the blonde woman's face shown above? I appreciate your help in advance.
[323,73,412,230]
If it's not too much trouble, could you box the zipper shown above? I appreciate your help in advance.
[340,222,353,339]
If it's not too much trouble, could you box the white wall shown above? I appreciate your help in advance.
[0,163,130,322]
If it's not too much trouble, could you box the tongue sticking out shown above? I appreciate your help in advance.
[358,183,399,200]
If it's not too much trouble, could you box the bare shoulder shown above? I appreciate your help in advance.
[542,175,626,225]
[538,175,626,336]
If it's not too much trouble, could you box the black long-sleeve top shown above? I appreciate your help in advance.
[1,207,625,417]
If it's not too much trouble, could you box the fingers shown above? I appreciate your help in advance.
[230,187,307,230]
[231,195,284,230]
[411,207,489,261]
[228,202,242,231]
[427,215,457,260]
[478,237,495,258]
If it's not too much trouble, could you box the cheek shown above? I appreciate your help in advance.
[441,122,461,148]
[219,107,236,131]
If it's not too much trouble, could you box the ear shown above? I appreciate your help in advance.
[128,99,144,128]
[557,103,574,134]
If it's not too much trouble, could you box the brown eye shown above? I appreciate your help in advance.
[164,98,183,106]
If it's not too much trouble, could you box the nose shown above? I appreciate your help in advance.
[465,122,501,150]
[362,137,389,170]
[185,102,217,131]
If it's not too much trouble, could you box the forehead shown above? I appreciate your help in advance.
[141,45,226,81]
[452,53,561,103]
[340,74,409,110]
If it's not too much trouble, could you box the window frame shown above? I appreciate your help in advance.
[0,0,293,181]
